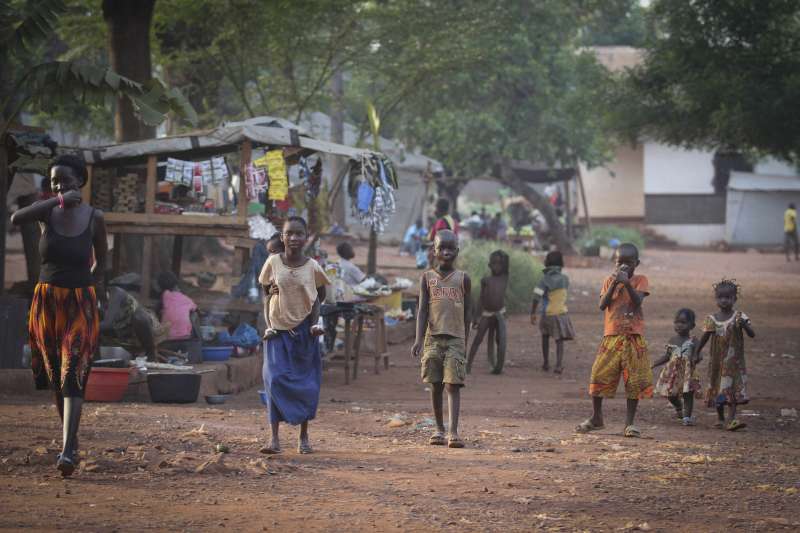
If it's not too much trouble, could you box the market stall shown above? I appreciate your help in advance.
[78,118,392,305]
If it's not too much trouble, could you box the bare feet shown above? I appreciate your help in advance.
[298,435,313,454]
[429,431,446,446]
[541,363,550,372]
[447,433,464,448]
[259,440,281,454]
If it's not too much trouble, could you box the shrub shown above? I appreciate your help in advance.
[575,225,645,254]
[457,240,542,314]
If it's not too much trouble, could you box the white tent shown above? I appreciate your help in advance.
[726,172,800,246]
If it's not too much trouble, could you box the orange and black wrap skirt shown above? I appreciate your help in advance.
[28,283,99,397]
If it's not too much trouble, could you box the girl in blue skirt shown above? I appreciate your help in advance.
[258,216,330,454]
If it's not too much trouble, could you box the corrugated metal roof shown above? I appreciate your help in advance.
[728,171,800,192]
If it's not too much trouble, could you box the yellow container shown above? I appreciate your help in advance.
[368,290,402,313]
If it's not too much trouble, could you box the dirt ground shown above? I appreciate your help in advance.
[1,248,799,532]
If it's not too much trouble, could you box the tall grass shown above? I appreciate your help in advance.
[457,240,542,313]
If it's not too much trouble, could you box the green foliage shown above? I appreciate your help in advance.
[575,225,644,254]
[1,0,197,134]
[580,0,648,47]
[369,1,618,177]
[0,0,66,59]
[458,240,542,314]
[612,0,800,161]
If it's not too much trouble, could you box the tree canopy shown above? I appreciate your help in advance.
[612,0,800,162]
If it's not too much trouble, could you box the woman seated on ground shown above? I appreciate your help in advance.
[158,271,200,340]
[100,283,170,360]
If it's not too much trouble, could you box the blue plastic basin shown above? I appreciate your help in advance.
[202,346,233,362]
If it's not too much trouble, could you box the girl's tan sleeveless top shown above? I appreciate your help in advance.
[424,269,466,338]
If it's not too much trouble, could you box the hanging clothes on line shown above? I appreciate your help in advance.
[346,153,397,234]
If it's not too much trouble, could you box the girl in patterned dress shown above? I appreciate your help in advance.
[696,279,755,431]
[652,308,702,426]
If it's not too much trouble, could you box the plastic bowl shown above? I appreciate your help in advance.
[258,390,268,406]
[205,394,227,405]
[85,367,131,402]
[202,346,233,362]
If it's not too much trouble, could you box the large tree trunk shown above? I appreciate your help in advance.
[497,161,575,254]
[103,0,157,142]
[103,0,157,275]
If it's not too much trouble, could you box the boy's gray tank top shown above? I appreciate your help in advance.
[424,269,465,338]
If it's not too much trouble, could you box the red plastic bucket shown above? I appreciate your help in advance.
[85,367,131,402]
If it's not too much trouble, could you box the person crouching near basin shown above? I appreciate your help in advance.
[258,216,330,454]
[412,230,471,448]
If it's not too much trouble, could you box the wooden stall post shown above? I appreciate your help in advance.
[140,155,157,299]
[82,164,93,204]
[234,140,252,278]
[172,235,183,277]
[239,141,251,224]
[564,176,572,240]
[145,155,157,215]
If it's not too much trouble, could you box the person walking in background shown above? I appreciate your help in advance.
[530,251,575,374]
[784,203,798,262]
[467,250,509,374]
[400,218,425,256]
[427,198,458,243]
[11,154,108,477]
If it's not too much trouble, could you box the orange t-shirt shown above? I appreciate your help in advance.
[601,274,649,336]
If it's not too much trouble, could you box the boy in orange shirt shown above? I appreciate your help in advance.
[576,243,653,437]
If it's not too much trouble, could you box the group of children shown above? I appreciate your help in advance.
[257,218,756,454]
[414,235,757,447]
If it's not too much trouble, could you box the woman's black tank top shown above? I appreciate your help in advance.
[39,208,95,288]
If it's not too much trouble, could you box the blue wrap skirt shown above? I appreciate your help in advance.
[262,315,321,425]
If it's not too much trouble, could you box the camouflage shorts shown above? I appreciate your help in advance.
[421,334,466,385]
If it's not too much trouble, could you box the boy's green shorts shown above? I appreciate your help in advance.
[421,334,466,385]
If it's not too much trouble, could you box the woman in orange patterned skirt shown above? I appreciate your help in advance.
[11,154,107,477]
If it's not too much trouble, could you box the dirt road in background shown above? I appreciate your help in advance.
[1,250,799,532]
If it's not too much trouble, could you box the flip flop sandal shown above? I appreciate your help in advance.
[575,419,604,433]
[541,364,550,372]
[259,446,282,455]
[429,433,446,446]
[624,425,642,438]
[553,366,563,375]
[726,420,747,432]
[713,421,725,429]
[297,443,313,454]
[447,436,465,449]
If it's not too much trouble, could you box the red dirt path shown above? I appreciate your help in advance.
[1,249,799,532]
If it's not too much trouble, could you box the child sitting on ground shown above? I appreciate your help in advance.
[466,250,509,374]
[158,271,199,340]
[412,230,471,448]
[696,279,755,431]
[530,251,575,374]
[652,308,701,426]
[336,241,366,287]
[576,243,653,438]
